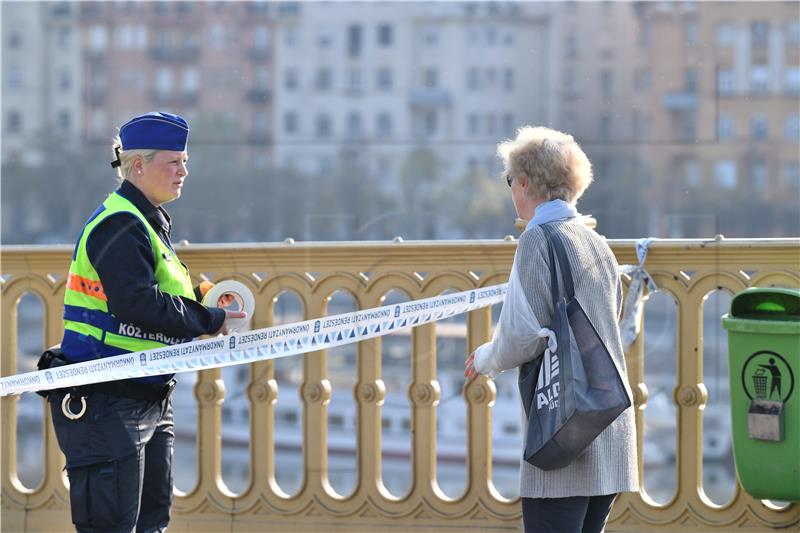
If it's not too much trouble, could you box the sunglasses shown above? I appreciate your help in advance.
[505,173,513,187]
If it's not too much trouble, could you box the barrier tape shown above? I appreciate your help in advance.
[1,284,507,397]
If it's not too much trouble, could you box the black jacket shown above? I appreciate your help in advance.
[86,180,225,339]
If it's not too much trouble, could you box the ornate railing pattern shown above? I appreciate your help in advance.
[2,238,799,532]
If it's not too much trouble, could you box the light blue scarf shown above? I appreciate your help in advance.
[525,199,580,230]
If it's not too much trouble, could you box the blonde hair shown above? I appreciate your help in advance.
[111,134,157,182]
[497,126,593,204]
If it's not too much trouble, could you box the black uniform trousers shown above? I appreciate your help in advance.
[50,390,174,533]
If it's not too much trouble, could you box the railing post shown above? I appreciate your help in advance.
[409,322,440,498]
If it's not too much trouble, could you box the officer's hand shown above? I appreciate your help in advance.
[220,310,247,335]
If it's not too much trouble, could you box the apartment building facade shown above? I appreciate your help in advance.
[2,2,82,167]
[272,2,555,191]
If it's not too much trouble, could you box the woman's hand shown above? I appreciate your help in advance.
[464,352,480,382]
[219,310,247,335]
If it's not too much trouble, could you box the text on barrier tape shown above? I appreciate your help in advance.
[0,284,507,396]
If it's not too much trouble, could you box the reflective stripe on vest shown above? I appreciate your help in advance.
[62,192,195,364]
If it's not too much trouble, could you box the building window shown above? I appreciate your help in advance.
[136,25,148,49]
[254,26,270,50]
[285,68,298,90]
[89,25,108,52]
[346,112,362,138]
[376,67,393,90]
[467,67,479,91]
[785,115,800,141]
[750,66,769,95]
[283,26,299,48]
[750,21,769,48]
[6,110,22,133]
[377,23,393,46]
[413,111,438,138]
[503,112,514,136]
[421,25,438,46]
[57,27,71,48]
[255,67,269,89]
[637,18,652,48]
[714,161,737,189]
[633,110,652,140]
[717,115,734,140]
[318,156,334,174]
[182,67,198,95]
[750,159,768,191]
[156,68,173,94]
[317,27,334,49]
[564,35,578,58]
[783,162,800,189]
[7,66,22,90]
[347,24,362,58]
[376,112,392,138]
[59,70,71,91]
[750,115,768,140]
[7,29,22,48]
[716,22,735,46]
[253,111,269,135]
[600,70,613,99]
[683,20,698,46]
[503,68,514,91]
[684,20,698,46]
[347,68,362,92]
[684,160,700,188]
[284,111,298,134]
[685,67,698,93]
[315,114,332,138]
[481,114,495,136]
[484,67,495,88]
[599,113,612,138]
[423,68,438,88]
[717,68,734,95]
[315,68,332,91]
[787,20,800,46]
[564,69,579,98]
[209,24,224,49]
[467,113,479,137]
[117,25,134,50]
[785,67,800,95]
[634,68,652,92]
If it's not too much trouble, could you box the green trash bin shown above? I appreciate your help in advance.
[722,287,800,501]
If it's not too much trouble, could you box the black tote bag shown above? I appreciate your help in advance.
[518,223,631,471]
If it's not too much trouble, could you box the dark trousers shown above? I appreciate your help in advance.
[522,494,617,533]
[50,391,175,533]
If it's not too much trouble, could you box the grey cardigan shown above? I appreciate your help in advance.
[475,219,639,498]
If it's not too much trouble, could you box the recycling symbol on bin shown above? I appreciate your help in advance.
[741,350,795,402]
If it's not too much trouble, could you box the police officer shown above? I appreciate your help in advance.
[50,111,245,532]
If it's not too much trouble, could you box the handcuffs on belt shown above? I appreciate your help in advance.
[61,390,88,420]
[36,346,88,421]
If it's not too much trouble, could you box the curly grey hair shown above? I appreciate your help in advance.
[497,126,593,204]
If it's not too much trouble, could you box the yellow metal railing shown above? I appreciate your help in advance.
[2,238,799,532]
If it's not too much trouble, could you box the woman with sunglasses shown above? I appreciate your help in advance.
[465,126,638,533]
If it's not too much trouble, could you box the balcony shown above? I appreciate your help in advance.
[246,47,272,62]
[246,88,272,104]
[2,239,799,531]
[409,88,452,108]
[248,131,272,144]
[663,92,698,111]
[85,88,106,107]
[149,46,201,62]
[150,91,198,106]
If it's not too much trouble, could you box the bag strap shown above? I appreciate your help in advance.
[541,223,575,301]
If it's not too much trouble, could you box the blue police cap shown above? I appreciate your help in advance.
[119,111,189,151]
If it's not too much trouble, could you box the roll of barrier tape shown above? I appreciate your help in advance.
[203,280,255,332]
